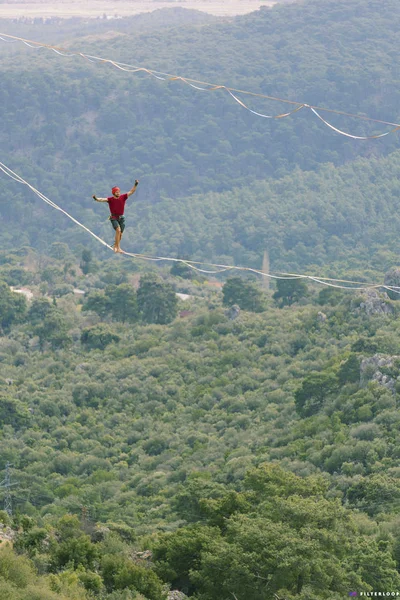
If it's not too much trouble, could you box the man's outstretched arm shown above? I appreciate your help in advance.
[127,180,139,198]
[92,195,109,202]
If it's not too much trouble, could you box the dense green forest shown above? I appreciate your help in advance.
[3,0,400,597]
[3,146,400,276]
[2,0,400,269]
[0,249,400,598]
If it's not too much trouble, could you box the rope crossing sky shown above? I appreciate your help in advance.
[1,160,400,295]
[1,32,400,140]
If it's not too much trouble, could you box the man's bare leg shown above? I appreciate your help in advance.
[118,231,123,252]
[114,227,121,252]
[116,230,123,253]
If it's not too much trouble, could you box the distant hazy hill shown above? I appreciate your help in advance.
[0,7,218,41]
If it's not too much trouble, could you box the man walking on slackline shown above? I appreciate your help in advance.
[93,180,139,253]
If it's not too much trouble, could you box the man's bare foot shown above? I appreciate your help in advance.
[113,245,119,253]
[116,248,123,254]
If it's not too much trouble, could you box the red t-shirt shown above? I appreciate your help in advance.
[107,193,128,217]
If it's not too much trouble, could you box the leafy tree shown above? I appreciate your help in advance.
[142,436,169,456]
[47,570,88,599]
[0,545,33,588]
[0,546,80,600]
[189,514,354,599]
[318,288,345,306]
[114,562,166,600]
[52,283,74,298]
[1,265,32,287]
[0,282,27,330]
[83,284,138,323]
[15,527,48,557]
[76,568,103,594]
[173,479,228,523]
[101,554,166,599]
[351,337,378,353]
[244,464,328,499]
[106,284,139,323]
[80,249,96,275]
[345,474,400,515]
[195,490,252,529]
[50,515,98,571]
[41,266,62,284]
[49,242,71,261]
[273,278,308,307]
[294,371,338,416]
[33,307,71,349]
[50,535,98,571]
[82,290,110,319]
[222,277,265,312]
[81,324,121,350]
[170,260,195,280]
[338,353,360,386]
[0,396,30,428]
[384,267,400,300]
[27,297,52,325]
[349,538,400,590]
[153,525,218,595]
[137,274,178,324]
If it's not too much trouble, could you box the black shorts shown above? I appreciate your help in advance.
[110,216,125,233]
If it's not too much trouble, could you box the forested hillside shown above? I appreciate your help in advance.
[126,151,400,274]
[2,0,400,268]
[0,251,400,598]
[3,147,400,276]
